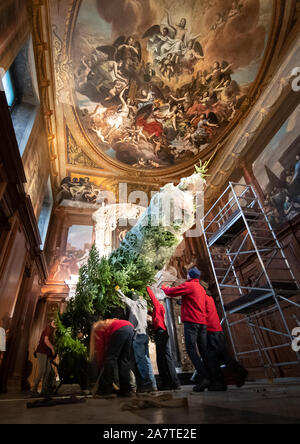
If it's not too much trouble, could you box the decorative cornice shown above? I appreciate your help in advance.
[29,0,60,188]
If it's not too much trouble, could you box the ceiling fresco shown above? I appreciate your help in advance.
[52,0,275,172]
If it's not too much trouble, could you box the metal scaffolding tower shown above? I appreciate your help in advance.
[201,182,300,376]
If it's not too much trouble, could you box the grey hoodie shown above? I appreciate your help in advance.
[118,294,148,335]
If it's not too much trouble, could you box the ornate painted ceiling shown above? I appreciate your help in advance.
[33,0,296,195]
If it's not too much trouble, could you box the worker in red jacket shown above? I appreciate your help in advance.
[206,293,248,390]
[162,267,211,392]
[146,286,181,390]
[90,318,134,397]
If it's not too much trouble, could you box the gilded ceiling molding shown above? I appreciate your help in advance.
[66,126,98,169]
[29,0,61,187]
[52,24,73,106]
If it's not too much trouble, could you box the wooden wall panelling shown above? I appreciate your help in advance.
[6,261,36,385]
[0,0,31,72]
[0,226,28,392]
[0,76,48,392]
[0,223,27,321]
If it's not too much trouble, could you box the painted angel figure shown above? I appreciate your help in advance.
[143,25,175,60]
[143,12,203,67]
[97,35,142,80]
[180,39,204,74]
[210,12,226,31]
[164,13,189,60]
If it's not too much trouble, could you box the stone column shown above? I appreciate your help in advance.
[92,221,96,244]
[92,203,146,258]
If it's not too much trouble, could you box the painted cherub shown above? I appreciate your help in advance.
[210,12,226,31]
[228,1,243,19]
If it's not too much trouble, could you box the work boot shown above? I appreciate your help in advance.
[117,391,136,398]
[157,384,172,391]
[234,364,248,388]
[193,378,210,393]
[208,384,228,392]
[137,381,154,393]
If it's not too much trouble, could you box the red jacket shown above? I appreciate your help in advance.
[163,279,207,325]
[94,319,133,367]
[206,295,223,333]
[146,286,167,331]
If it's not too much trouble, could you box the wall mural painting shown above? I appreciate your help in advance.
[50,225,93,281]
[71,0,274,169]
[254,105,300,229]
[56,175,105,205]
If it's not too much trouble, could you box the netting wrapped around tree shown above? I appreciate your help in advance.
[116,175,205,272]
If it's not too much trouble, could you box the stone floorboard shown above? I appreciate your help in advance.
[0,382,300,424]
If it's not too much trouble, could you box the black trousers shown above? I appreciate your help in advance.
[99,325,134,394]
[155,329,180,388]
[207,331,239,385]
[184,322,209,381]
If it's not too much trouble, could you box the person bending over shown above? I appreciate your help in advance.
[90,318,134,397]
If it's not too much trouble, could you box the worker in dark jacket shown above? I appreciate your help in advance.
[31,320,56,396]
[205,293,248,391]
[147,286,181,390]
[162,267,211,392]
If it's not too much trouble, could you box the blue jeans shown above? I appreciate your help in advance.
[133,333,157,388]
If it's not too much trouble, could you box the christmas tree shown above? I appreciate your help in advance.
[55,164,208,386]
